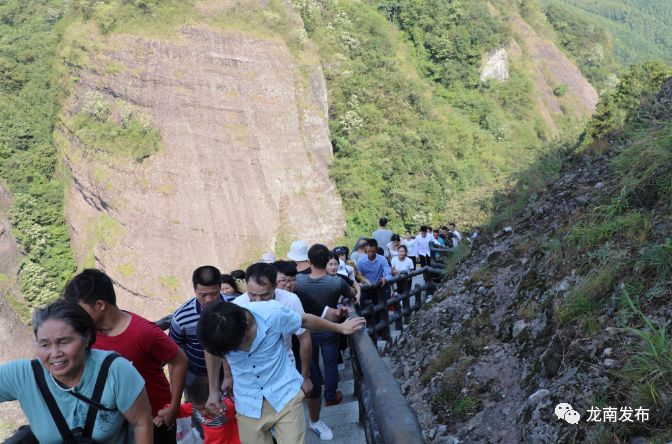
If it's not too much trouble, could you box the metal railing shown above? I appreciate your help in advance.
[357,265,444,342]
[348,248,452,444]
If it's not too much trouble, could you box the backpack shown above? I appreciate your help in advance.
[29,353,122,444]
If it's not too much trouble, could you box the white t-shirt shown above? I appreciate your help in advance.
[387,242,400,258]
[415,234,431,256]
[402,238,417,257]
[234,289,306,363]
[391,257,414,274]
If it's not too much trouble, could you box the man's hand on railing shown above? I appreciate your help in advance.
[338,317,366,335]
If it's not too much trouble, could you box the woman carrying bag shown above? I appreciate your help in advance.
[0,300,153,443]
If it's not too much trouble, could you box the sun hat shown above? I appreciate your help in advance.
[260,252,276,263]
[287,240,309,262]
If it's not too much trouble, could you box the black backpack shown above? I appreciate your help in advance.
[30,353,121,444]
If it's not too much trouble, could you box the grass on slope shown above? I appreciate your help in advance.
[540,0,672,65]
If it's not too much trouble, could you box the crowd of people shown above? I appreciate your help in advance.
[0,217,476,444]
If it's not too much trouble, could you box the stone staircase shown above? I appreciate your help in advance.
[304,272,427,443]
[304,354,366,443]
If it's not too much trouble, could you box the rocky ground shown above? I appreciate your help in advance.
[389,148,670,443]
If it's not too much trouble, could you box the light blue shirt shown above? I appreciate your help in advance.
[356,254,393,283]
[0,350,145,444]
[226,300,303,419]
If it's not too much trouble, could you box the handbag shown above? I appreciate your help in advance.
[30,353,120,444]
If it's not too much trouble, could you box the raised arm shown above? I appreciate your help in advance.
[301,313,365,335]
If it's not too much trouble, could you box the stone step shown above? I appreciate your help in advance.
[305,421,366,444]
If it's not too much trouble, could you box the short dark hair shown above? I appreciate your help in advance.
[379,217,388,227]
[391,234,400,242]
[273,260,297,277]
[245,262,277,286]
[62,268,116,306]
[192,266,222,288]
[333,246,349,257]
[186,377,210,406]
[220,274,240,293]
[398,245,408,253]
[433,229,439,234]
[366,238,378,248]
[441,226,448,231]
[34,300,96,350]
[308,244,330,269]
[420,225,428,232]
[230,269,245,281]
[449,223,456,228]
[197,301,248,357]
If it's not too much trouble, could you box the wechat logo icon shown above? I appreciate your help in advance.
[555,403,581,424]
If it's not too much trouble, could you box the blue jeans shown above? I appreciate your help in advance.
[308,331,340,402]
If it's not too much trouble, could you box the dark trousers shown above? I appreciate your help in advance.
[154,424,176,444]
[307,331,340,402]
[408,256,417,269]
[418,255,430,267]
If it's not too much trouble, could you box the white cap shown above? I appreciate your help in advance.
[260,252,276,263]
[287,240,308,262]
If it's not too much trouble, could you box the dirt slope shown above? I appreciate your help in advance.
[61,20,344,319]
[509,12,598,137]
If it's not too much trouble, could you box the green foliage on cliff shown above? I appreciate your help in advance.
[586,61,672,142]
[378,0,509,88]
[0,0,76,307]
[541,0,672,65]
[294,0,554,237]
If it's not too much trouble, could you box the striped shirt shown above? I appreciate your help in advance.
[169,295,227,376]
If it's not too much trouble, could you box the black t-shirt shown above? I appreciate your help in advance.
[298,267,312,275]
[296,274,350,308]
[295,292,325,317]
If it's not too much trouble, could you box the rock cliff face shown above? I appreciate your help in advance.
[61,22,344,318]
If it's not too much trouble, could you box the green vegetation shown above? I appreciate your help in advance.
[420,344,461,384]
[543,2,620,89]
[294,0,562,239]
[586,61,672,142]
[63,94,162,162]
[541,0,672,65]
[0,0,76,307]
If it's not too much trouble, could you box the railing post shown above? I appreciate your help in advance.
[400,276,411,327]
[378,284,390,341]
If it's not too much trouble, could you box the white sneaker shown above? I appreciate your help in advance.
[310,420,334,440]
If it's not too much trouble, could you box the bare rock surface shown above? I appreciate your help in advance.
[480,48,509,82]
[61,22,344,319]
